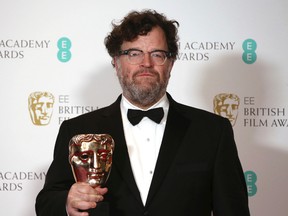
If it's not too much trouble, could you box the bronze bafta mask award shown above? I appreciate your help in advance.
[69,134,115,188]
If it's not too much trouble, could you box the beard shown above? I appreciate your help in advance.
[117,68,170,107]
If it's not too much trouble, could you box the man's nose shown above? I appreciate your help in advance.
[141,53,153,67]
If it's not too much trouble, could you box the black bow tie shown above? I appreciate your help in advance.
[127,107,164,126]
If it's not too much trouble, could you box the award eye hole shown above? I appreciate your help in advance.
[232,105,238,110]
[99,153,108,161]
[79,153,89,161]
[220,105,228,112]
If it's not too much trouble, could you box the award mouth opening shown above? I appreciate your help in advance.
[88,172,104,179]
[88,172,105,187]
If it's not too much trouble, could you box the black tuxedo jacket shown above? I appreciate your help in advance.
[36,94,250,216]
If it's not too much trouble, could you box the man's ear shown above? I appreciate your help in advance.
[111,57,117,68]
[167,59,174,76]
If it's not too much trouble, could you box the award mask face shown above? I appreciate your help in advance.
[69,134,114,188]
[28,91,55,126]
[213,93,240,126]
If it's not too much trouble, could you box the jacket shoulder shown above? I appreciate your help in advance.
[64,96,121,125]
[170,98,226,124]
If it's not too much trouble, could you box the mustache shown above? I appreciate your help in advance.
[134,68,158,76]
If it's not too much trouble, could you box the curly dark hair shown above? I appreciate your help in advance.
[104,9,179,59]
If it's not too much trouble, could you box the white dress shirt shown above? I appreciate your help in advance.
[120,94,169,205]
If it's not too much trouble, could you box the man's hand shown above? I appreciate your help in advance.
[66,182,108,216]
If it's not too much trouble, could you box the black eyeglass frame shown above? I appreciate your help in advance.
[118,48,173,65]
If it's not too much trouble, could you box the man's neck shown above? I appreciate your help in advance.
[122,93,166,110]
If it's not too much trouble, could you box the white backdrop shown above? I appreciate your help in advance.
[1,0,287,215]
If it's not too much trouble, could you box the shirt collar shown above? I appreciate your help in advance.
[121,93,169,112]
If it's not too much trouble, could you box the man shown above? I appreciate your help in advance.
[36,9,250,216]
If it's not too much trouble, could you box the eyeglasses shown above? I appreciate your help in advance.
[118,49,172,66]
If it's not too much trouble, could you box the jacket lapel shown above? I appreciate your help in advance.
[103,94,190,207]
[145,96,190,206]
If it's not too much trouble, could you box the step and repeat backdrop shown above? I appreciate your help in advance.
[0,0,287,215]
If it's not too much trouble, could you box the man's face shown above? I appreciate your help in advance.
[69,134,114,188]
[114,26,174,108]
[217,98,239,126]
[31,96,54,125]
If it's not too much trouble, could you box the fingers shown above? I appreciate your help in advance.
[66,207,90,216]
[95,187,108,196]
[66,182,108,216]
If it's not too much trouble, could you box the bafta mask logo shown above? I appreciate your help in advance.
[69,134,115,188]
[213,93,240,126]
[28,91,55,126]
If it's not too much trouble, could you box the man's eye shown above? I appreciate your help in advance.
[151,52,165,59]
[129,51,141,57]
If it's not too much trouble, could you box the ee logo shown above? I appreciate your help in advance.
[242,39,257,64]
[244,170,257,197]
[57,37,72,62]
